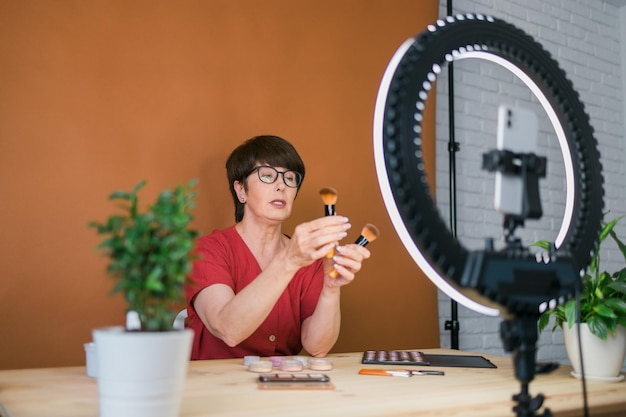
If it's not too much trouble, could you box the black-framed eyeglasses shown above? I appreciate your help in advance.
[247,166,303,188]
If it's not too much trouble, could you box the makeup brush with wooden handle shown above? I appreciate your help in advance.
[328,223,380,278]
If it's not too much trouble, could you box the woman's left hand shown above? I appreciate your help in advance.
[323,243,370,286]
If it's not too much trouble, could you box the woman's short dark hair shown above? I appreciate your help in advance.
[226,135,305,222]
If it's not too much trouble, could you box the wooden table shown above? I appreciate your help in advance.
[1,349,625,417]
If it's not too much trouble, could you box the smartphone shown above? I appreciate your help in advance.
[494,105,538,216]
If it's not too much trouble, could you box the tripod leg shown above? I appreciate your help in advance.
[501,317,553,417]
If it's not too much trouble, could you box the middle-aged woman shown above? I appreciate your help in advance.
[185,135,370,360]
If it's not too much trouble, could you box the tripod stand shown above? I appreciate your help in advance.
[500,315,553,417]
[482,149,560,416]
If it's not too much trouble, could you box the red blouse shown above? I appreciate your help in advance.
[185,226,324,359]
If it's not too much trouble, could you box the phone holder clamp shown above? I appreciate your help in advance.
[482,149,547,245]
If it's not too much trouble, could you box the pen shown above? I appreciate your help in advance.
[359,369,444,377]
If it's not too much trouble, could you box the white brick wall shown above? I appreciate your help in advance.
[432,0,626,367]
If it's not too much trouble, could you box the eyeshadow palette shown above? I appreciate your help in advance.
[257,373,334,390]
[362,350,497,369]
[362,350,429,366]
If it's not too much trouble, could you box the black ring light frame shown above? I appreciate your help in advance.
[373,14,604,416]
[374,13,604,317]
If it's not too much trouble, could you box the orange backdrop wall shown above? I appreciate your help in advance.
[0,0,439,369]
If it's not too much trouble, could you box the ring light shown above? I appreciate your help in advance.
[373,13,604,318]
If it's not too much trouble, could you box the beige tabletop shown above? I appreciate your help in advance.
[1,348,625,417]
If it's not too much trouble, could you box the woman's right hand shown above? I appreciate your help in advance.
[285,216,351,268]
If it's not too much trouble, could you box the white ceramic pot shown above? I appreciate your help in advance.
[562,322,626,380]
[93,326,193,417]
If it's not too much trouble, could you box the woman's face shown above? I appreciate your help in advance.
[235,164,300,225]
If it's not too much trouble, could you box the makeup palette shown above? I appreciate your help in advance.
[257,373,334,390]
[362,350,429,366]
[362,350,497,368]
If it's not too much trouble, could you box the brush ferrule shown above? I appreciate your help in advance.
[354,236,369,246]
[324,205,335,216]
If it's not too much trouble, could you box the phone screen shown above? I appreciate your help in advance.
[494,105,538,215]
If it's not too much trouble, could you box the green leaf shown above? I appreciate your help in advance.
[613,267,626,282]
[145,266,165,292]
[588,323,606,339]
[532,240,552,251]
[599,216,622,243]
[608,280,626,295]
[564,300,577,325]
[132,180,147,194]
[605,298,626,315]
[538,312,550,333]
[587,316,609,340]
[593,304,617,319]
[609,227,626,265]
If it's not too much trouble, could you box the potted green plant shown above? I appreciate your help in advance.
[89,179,198,417]
[536,215,626,380]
